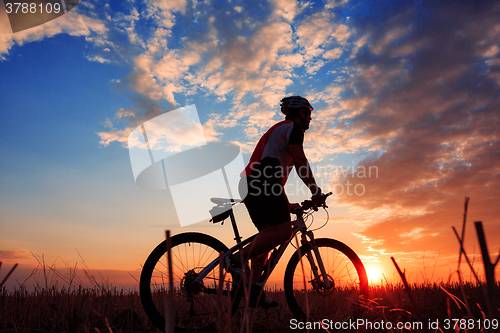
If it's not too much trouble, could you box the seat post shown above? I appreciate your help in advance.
[220,167,241,244]
[229,205,242,244]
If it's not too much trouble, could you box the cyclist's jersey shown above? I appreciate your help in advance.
[242,120,304,185]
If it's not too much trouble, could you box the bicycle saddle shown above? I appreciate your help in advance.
[210,198,242,205]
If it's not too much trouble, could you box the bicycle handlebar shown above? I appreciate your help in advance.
[293,192,333,214]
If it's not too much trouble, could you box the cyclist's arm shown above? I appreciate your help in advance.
[282,190,301,211]
[289,143,321,196]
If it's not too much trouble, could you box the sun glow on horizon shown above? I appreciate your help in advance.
[365,265,385,285]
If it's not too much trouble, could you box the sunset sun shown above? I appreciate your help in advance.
[365,265,384,285]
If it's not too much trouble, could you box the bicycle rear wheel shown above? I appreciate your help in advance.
[284,238,368,321]
[140,232,232,332]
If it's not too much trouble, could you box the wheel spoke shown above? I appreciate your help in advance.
[140,233,232,331]
[284,239,368,321]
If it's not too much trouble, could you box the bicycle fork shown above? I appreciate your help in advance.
[301,231,333,290]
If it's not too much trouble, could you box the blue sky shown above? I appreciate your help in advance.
[1,0,499,288]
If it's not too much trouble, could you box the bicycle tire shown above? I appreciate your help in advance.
[284,238,369,321]
[140,232,231,332]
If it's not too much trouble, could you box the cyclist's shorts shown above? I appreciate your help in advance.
[238,158,290,230]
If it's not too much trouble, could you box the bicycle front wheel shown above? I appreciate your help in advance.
[284,238,368,321]
[140,232,232,332]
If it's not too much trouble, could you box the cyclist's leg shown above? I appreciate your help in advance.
[250,252,268,283]
[240,221,292,261]
[238,164,291,273]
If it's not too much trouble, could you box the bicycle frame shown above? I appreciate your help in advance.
[195,207,331,290]
[140,191,368,332]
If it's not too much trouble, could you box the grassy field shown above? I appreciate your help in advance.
[1,280,498,332]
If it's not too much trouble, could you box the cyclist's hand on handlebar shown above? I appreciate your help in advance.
[311,192,327,208]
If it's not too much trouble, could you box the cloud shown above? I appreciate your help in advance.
[323,48,343,60]
[115,108,135,118]
[17,0,494,271]
[197,21,296,101]
[93,0,362,148]
[296,11,337,58]
[127,70,166,102]
[0,249,32,262]
[98,128,133,147]
[327,1,500,258]
[325,0,349,9]
[97,3,305,145]
[86,55,111,63]
[97,98,164,147]
[271,0,309,22]
[3,0,499,282]
[0,8,107,60]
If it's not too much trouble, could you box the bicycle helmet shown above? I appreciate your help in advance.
[280,96,313,114]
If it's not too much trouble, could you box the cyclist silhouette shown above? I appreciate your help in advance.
[228,96,324,306]
[139,98,368,327]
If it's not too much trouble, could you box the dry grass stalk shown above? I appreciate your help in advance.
[217,251,232,333]
[4,200,497,332]
[294,234,309,326]
[217,251,224,332]
[452,227,481,284]
[452,198,499,324]
[457,197,470,269]
[439,284,466,310]
[0,263,18,288]
[451,197,476,320]
[390,256,417,309]
[2,270,495,333]
[456,271,474,319]
[474,221,499,322]
[164,230,174,333]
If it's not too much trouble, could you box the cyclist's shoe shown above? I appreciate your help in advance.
[225,253,244,281]
[259,294,279,310]
[248,284,278,310]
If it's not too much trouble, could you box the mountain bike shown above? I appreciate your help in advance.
[140,193,369,332]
